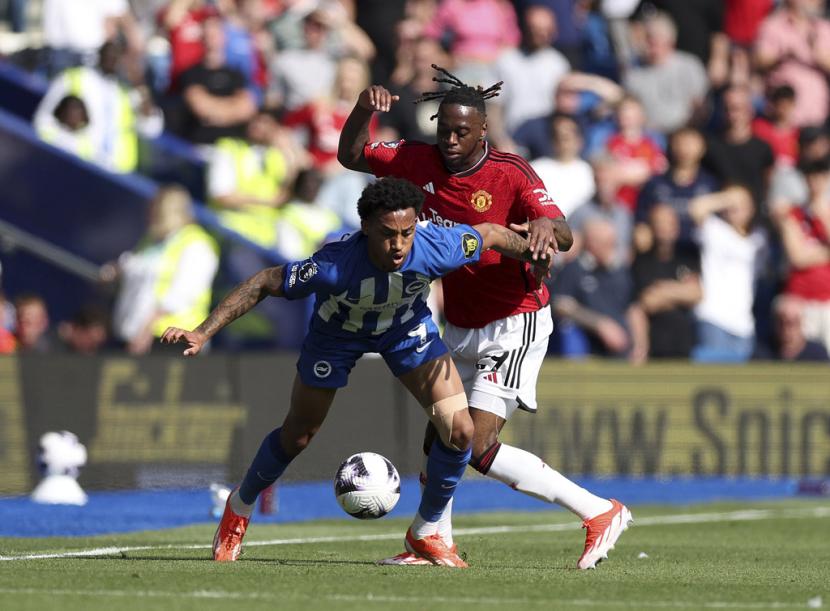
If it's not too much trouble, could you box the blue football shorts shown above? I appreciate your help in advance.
[296,316,448,388]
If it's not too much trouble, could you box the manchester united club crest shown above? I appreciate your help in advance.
[470,189,492,212]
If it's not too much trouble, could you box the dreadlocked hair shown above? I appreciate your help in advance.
[357,176,425,221]
[413,64,503,120]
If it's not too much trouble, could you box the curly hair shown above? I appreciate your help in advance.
[414,64,503,120]
[357,176,425,221]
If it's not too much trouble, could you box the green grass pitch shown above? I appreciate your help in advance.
[1,500,828,611]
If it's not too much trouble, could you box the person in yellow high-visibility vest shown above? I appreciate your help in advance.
[208,110,305,249]
[34,41,164,173]
[108,186,219,355]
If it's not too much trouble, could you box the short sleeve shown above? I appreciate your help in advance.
[282,241,344,300]
[417,223,483,278]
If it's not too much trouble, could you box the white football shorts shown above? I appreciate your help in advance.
[443,306,553,420]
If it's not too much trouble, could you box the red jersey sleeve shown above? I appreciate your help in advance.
[516,168,564,221]
[363,139,413,177]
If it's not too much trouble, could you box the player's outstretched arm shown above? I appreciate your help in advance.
[337,85,399,173]
[474,223,553,277]
[161,265,285,356]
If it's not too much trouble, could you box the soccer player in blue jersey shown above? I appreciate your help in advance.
[161,176,551,567]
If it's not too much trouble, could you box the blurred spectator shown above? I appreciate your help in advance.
[34,41,164,173]
[382,36,451,143]
[490,5,570,147]
[601,95,667,212]
[569,154,633,268]
[57,305,110,355]
[273,168,342,261]
[222,0,273,104]
[704,85,774,211]
[636,127,718,247]
[724,0,774,47]
[42,0,143,75]
[36,95,96,163]
[753,294,830,361]
[157,0,221,91]
[14,294,52,353]
[515,0,585,68]
[755,0,830,128]
[769,126,830,212]
[623,11,708,133]
[208,110,301,248]
[752,85,799,167]
[282,56,373,174]
[110,186,219,355]
[531,114,595,218]
[270,6,374,111]
[690,186,767,362]
[650,0,729,88]
[775,157,830,354]
[176,16,257,144]
[1,0,25,33]
[515,71,623,160]
[0,269,14,354]
[422,0,520,86]
[552,218,647,360]
[355,0,407,83]
[631,204,702,360]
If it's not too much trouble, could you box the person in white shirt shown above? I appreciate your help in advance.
[689,186,767,362]
[108,186,219,355]
[531,113,595,218]
[34,41,164,173]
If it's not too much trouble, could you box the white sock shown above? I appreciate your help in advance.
[488,443,612,520]
[410,512,439,539]
[229,488,254,518]
[420,457,454,546]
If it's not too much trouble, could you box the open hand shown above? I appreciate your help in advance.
[160,327,207,356]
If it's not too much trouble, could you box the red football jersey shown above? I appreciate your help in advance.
[365,140,564,328]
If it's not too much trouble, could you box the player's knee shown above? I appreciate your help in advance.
[449,416,474,451]
[471,428,500,459]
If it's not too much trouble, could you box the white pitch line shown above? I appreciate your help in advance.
[0,505,828,562]
[0,587,812,609]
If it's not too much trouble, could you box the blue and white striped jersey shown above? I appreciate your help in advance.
[283,221,483,338]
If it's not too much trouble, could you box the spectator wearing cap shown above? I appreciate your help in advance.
[755,0,830,128]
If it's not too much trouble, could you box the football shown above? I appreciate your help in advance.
[334,452,401,519]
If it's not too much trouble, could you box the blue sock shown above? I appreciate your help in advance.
[238,428,294,505]
[418,438,472,522]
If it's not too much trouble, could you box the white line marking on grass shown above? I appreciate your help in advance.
[1,505,828,562]
[0,587,811,609]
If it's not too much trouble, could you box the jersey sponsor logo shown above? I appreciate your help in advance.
[313,360,332,378]
[422,182,435,194]
[404,279,429,295]
[461,233,479,258]
[470,189,493,213]
[299,261,318,283]
[288,263,299,288]
[532,188,556,205]
[420,208,458,227]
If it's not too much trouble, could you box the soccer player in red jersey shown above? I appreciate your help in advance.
[338,66,632,569]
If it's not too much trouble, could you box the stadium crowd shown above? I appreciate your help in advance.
[1,0,829,363]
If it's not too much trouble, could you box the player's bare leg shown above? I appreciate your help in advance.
[215,377,336,561]
[378,354,472,567]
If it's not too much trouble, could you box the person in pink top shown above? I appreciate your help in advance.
[423,0,520,85]
[604,96,668,213]
[776,156,830,354]
[755,0,830,128]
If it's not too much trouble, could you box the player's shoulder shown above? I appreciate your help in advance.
[485,147,542,184]
[313,231,361,262]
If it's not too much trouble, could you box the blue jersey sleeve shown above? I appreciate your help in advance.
[416,222,483,278]
[282,240,346,300]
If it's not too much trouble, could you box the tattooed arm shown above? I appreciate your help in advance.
[160,266,285,356]
[474,223,554,282]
